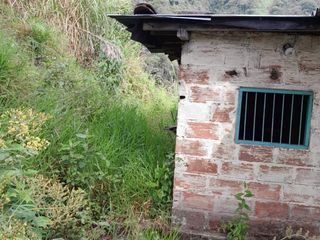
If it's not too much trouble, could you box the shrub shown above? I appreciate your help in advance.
[0,108,50,168]
[222,184,254,240]
[0,173,89,239]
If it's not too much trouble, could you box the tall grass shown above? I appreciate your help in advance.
[0,31,37,103]
[7,0,132,62]
[0,1,178,239]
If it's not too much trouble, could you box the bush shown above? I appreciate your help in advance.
[0,173,90,239]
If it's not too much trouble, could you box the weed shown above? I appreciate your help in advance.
[222,184,254,240]
[0,172,90,239]
[95,54,124,91]
[0,108,51,169]
[137,228,180,240]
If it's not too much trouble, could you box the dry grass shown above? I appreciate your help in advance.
[5,0,131,63]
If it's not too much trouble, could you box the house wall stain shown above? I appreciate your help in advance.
[173,32,320,239]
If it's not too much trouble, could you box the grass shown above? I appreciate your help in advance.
[6,0,133,62]
[0,1,178,239]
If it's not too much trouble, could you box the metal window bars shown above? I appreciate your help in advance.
[237,88,313,149]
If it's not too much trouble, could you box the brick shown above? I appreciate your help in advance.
[212,106,235,123]
[213,196,240,214]
[283,184,320,204]
[179,65,209,85]
[299,58,320,75]
[190,86,221,103]
[183,192,213,210]
[172,189,182,208]
[310,130,320,154]
[223,90,236,105]
[186,122,219,140]
[208,178,243,195]
[208,216,244,237]
[255,202,289,219]
[186,159,218,174]
[178,102,211,121]
[258,165,293,183]
[174,173,207,193]
[276,149,311,167]
[295,168,320,186]
[182,41,225,66]
[212,143,235,160]
[172,208,206,231]
[291,204,320,222]
[221,162,255,180]
[176,139,208,157]
[239,146,273,163]
[248,219,287,240]
[208,217,222,232]
[248,182,281,201]
[173,32,320,237]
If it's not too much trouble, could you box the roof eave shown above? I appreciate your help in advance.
[109,13,320,61]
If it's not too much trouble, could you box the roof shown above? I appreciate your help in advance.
[109,4,320,61]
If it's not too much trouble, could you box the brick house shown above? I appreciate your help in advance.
[111,5,320,239]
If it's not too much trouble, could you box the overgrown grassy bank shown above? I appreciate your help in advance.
[0,1,178,239]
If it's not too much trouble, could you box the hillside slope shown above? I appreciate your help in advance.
[0,1,178,239]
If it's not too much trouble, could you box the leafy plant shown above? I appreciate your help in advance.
[222,184,254,240]
[149,153,175,216]
[0,108,51,168]
[95,54,124,91]
[0,1,177,239]
[56,132,110,189]
[0,172,90,239]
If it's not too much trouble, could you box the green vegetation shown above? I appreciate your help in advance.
[2,0,318,239]
[140,0,319,14]
[222,185,254,240]
[0,0,178,239]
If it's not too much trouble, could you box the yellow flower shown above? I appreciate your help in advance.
[17,123,29,137]
[0,139,6,149]
[24,136,50,151]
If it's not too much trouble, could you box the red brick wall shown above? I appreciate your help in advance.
[173,32,320,239]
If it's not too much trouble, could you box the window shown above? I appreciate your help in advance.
[236,88,313,149]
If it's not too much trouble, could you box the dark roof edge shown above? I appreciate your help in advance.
[109,13,319,18]
[109,5,320,61]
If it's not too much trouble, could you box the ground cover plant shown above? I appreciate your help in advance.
[0,0,178,239]
[222,185,254,240]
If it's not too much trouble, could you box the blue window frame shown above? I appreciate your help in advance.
[235,87,313,149]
